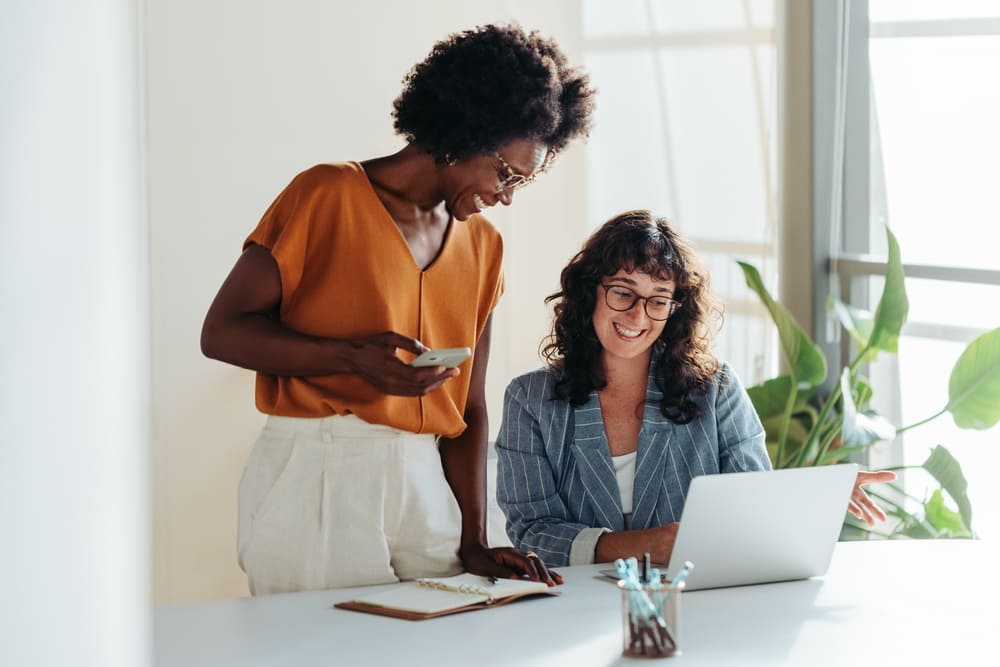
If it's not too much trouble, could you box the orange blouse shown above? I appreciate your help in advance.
[244,162,504,437]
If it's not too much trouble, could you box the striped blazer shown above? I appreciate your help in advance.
[494,360,770,567]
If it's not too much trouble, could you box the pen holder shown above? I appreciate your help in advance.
[618,579,683,658]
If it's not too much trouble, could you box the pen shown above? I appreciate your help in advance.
[669,561,695,588]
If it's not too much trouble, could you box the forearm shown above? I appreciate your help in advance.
[201,312,358,377]
[594,524,678,565]
[439,404,489,550]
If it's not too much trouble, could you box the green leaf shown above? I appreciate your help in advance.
[851,375,873,408]
[747,376,794,419]
[923,489,972,537]
[747,376,815,419]
[890,507,937,539]
[847,488,920,540]
[945,326,1000,430]
[765,441,780,469]
[828,296,874,350]
[738,261,827,388]
[762,414,810,468]
[867,226,909,354]
[921,445,973,531]
[839,369,896,446]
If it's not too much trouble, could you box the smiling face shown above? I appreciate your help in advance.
[442,138,548,221]
[592,268,676,364]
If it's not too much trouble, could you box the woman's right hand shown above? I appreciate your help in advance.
[594,522,679,565]
[460,544,563,587]
[346,331,460,396]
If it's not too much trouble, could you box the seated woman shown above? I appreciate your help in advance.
[495,210,894,567]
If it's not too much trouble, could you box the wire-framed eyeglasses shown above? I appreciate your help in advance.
[493,151,547,193]
[600,284,679,321]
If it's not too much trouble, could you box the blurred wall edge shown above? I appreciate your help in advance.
[1,1,151,666]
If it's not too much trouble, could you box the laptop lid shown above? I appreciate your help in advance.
[666,463,858,591]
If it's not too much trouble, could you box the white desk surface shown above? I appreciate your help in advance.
[155,540,997,666]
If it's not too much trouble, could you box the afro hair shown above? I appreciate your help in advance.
[392,23,596,164]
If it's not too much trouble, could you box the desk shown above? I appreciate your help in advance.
[155,540,996,666]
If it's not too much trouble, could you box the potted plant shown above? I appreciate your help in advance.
[737,227,1000,538]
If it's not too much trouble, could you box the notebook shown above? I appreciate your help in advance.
[334,573,559,621]
[664,463,858,591]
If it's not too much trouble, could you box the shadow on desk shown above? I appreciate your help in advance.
[610,578,834,665]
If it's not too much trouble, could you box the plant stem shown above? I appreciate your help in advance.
[847,343,872,375]
[872,485,926,507]
[813,424,842,466]
[800,343,872,467]
[866,489,940,537]
[776,382,798,469]
[895,408,947,436]
[796,382,842,467]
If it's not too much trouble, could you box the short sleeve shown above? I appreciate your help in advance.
[243,167,330,307]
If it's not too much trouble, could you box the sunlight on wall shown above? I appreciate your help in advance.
[580,0,779,386]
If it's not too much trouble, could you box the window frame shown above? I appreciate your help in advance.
[802,0,1000,474]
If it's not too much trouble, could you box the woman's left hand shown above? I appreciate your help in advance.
[848,470,897,525]
[459,544,563,587]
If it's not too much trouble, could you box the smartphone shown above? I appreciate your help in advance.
[410,347,472,368]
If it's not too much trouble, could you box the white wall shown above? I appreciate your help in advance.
[2,1,150,665]
[147,0,589,603]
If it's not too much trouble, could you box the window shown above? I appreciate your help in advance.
[581,0,779,386]
[843,1,1000,538]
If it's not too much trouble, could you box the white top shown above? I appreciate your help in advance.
[611,450,637,515]
[155,540,997,666]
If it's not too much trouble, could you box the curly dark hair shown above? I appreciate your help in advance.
[542,210,723,424]
[392,23,596,164]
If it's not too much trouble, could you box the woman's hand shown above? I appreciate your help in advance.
[347,331,459,396]
[594,522,679,565]
[202,245,459,394]
[459,544,563,587]
[848,470,897,525]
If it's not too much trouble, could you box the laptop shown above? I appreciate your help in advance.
[664,463,858,591]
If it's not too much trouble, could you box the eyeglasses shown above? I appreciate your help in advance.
[493,151,542,193]
[600,284,679,321]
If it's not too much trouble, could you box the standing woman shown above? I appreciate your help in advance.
[495,211,893,567]
[201,24,595,594]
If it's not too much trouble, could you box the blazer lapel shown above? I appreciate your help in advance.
[631,370,673,529]
[569,391,625,531]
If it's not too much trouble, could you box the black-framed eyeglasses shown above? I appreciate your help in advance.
[493,151,549,193]
[600,284,679,321]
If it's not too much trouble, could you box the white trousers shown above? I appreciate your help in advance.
[237,414,463,595]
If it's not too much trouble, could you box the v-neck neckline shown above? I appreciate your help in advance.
[352,161,455,274]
